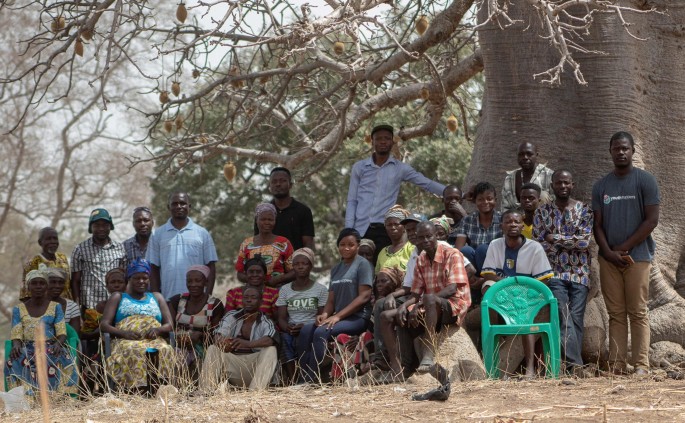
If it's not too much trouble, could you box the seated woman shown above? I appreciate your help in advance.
[430,215,454,243]
[375,206,413,273]
[46,267,81,333]
[226,256,279,320]
[357,239,376,266]
[299,228,374,383]
[168,265,225,382]
[100,259,175,390]
[5,265,78,395]
[275,248,328,383]
[236,203,294,287]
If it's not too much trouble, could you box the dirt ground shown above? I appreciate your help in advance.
[5,375,685,423]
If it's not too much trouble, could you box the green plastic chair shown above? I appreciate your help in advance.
[480,276,561,379]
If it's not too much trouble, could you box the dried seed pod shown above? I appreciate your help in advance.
[420,87,430,100]
[159,91,170,104]
[176,3,188,23]
[416,15,429,35]
[223,162,237,182]
[447,115,459,133]
[229,66,244,88]
[74,39,84,57]
[164,120,174,133]
[192,69,200,79]
[51,16,66,33]
[175,115,184,130]
[81,27,93,40]
[171,81,181,97]
[364,133,372,144]
[333,41,345,55]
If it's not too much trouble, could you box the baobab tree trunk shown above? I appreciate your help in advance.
[469,0,685,365]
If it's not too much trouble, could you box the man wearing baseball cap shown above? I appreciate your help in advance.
[345,124,445,259]
[71,208,126,309]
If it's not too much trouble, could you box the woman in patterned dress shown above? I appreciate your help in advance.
[5,265,78,395]
[100,259,175,390]
[168,265,224,381]
[235,202,295,287]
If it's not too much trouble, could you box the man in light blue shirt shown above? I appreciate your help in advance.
[147,192,218,299]
[345,124,445,257]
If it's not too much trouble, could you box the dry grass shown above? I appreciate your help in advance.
[6,376,685,422]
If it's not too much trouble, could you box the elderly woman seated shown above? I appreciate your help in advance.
[168,265,225,382]
[100,259,175,391]
[4,265,78,395]
[199,286,279,391]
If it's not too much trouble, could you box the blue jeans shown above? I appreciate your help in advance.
[299,316,368,382]
[460,243,489,304]
[548,278,589,367]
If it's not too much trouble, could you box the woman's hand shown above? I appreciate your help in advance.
[51,340,65,357]
[120,330,143,341]
[315,313,328,326]
[288,323,303,336]
[321,315,340,329]
[144,327,159,340]
[384,293,397,311]
[9,343,22,361]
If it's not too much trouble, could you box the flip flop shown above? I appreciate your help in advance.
[412,383,451,401]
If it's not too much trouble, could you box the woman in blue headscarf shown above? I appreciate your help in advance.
[100,259,175,390]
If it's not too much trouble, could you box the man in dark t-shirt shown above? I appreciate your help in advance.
[592,131,660,376]
[254,167,315,251]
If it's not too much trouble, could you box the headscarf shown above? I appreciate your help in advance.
[255,202,277,219]
[127,258,151,279]
[292,247,315,265]
[359,238,376,252]
[430,215,454,234]
[46,266,67,280]
[384,204,409,221]
[378,266,405,291]
[187,265,210,280]
[26,264,48,283]
[105,268,126,283]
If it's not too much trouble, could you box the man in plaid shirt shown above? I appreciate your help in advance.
[384,221,471,382]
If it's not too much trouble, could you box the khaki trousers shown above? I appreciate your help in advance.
[200,345,277,391]
[598,256,651,370]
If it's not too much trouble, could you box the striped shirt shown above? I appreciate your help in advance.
[123,235,148,266]
[225,286,279,321]
[71,238,126,308]
[411,243,471,325]
[215,309,278,352]
[501,164,555,211]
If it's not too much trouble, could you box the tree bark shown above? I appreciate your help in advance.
[471,0,685,359]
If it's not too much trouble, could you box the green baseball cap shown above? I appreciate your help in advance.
[371,124,394,137]
[88,208,114,233]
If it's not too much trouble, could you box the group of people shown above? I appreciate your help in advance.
[7,125,659,398]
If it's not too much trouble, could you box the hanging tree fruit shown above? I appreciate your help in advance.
[171,81,181,97]
[176,3,188,23]
[223,162,237,182]
[420,87,430,100]
[192,69,200,79]
[51,16,66,33]
[74,39,84,57]
[416,16,429,35]
[447,115,459,133]
[175,115,184,130]
[159,91,170,104]
[333,41,345,55]
[164,120,174,133]
[229,66,244,88]
[364,133,372,144]
[81,27,93,40]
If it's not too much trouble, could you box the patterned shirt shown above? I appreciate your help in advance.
[455,211,503,248]
[123,235,148,266]
[235,236,294,283]
[533,201,593,286]
[71,238,126,308]
[11,302,66,341]
[501,163,555,211]
[225,286,279,321]
[411,243,471,325]
[22,252,72,300]
[215,309,278,352]
[345,155,445,235]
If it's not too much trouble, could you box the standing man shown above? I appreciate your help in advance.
[345,124,445,256]
[501,142,555,211]
[147,192,219,299]
[534,170,593,374]
[23,227,72,300]
[123,207,154,265]
[430,185,468,245]
[71,208,126,308]
[592,132,660,376]
[254,167,315,251]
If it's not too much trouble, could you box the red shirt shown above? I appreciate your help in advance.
[225,286,279,321]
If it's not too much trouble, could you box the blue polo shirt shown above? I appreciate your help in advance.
[146,218,218,299]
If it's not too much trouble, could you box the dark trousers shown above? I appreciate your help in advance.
[548,278,589,367]
[364,224,391,262]
[460,243,490,304]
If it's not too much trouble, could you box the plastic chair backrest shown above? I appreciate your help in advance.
[482,276,555,325]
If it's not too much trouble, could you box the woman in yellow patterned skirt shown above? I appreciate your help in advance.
[100,259,175,389]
